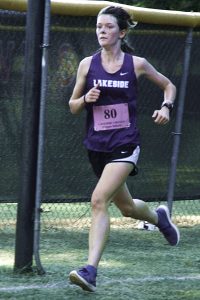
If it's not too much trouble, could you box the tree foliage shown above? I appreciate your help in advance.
[113,0,200,11]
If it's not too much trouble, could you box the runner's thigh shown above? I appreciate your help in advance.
[93,162,133,201]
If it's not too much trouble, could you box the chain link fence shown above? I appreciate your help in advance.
[0,9,200,234]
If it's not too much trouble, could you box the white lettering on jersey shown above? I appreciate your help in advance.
[93,79,129,88]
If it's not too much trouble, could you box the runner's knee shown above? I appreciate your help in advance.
[91,192,108,211]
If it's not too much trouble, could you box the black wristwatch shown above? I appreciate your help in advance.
[161,102,174,112]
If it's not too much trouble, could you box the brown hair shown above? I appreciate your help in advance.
[98,6,137,54]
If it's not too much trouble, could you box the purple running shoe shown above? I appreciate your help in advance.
[156,205,180,246]
[69,265,97,292]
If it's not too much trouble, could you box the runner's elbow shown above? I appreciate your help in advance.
[69,100,76,114]
[69,101,81,114]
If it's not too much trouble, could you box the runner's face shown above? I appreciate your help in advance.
[96,14,124,48]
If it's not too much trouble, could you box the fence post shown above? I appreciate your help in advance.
[33,0,51,275]
[167,28,193,215]
[14,0,45,273]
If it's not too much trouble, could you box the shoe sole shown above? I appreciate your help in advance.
[69,270,96,292]
[158,205,180,246]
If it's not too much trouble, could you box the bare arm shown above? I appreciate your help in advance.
[68,57,89,114]
[134,56,176,125]
[69,56,100,114]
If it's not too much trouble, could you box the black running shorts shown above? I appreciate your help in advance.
[88,144,140,178]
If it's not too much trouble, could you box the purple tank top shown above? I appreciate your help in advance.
[83,51,140,152]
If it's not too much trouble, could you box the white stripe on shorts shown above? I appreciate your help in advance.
[112,146,140,165]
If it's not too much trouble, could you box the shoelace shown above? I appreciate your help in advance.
[79,267,89,274]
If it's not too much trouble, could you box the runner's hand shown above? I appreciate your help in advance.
[152,107,170,125]
[85,83,100,103]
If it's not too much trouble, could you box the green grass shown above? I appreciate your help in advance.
[1,225,200,299]
[0,201,200,299]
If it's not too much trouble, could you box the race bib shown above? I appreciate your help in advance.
[93,103,130,131]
